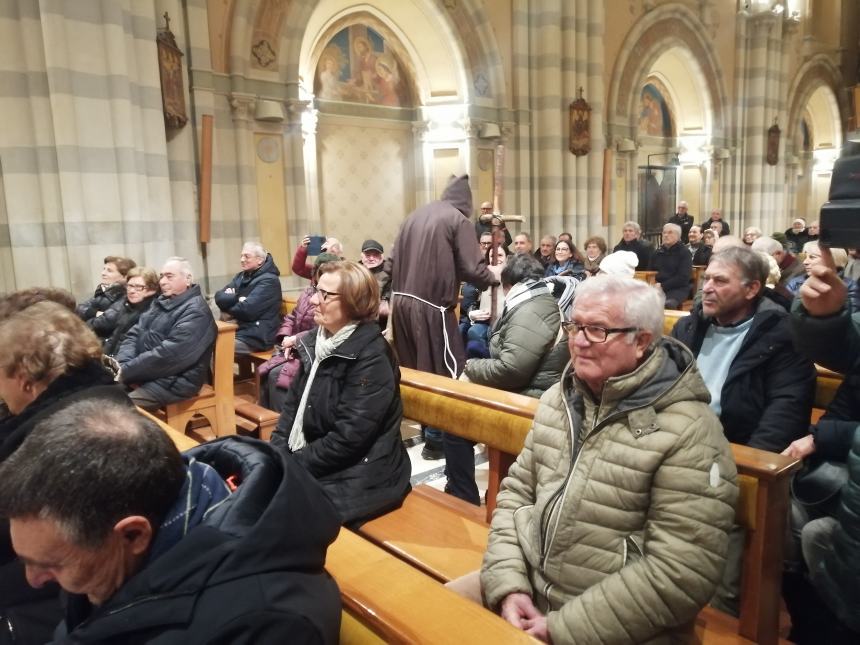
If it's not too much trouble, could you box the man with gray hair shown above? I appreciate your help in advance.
[653,222,692,308]
[116,257,216,410]
[0,399,341,642]
[612,221,652,269]
[534,234,556,269]
[476,275,737,642]
[752,235,805,297]
[215,241,282,354]
[670,245,815,615]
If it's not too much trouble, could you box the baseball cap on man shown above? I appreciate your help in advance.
[361,239,384,254]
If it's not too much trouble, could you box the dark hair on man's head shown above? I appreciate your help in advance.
[104,256,136,277]
[501,253,545,287]
[711,245,768,298]
[0,287,76,321]
[0,399,185,548]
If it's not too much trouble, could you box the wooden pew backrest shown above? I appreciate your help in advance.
[397,367,800,645]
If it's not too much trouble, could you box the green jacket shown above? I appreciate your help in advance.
[464,291,565,398]
[481,338,738,644]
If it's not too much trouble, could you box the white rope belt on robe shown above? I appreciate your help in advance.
[391,291,458,379]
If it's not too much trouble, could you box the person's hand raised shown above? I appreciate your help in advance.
[800,245,847,317]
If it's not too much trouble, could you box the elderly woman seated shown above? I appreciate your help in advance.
[88,266,161,356]
[462,253,567,398]
[0,298,129,643]
[270,261,410,526]
[786,243,860,311]
[76,255,136,331]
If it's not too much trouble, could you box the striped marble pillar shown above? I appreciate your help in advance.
[510,0,605,245]
[0,0,177,297]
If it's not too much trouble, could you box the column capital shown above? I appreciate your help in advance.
[229,92,256,122]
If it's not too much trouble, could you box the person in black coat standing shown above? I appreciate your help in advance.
[271,261,411,526]
[653,223,693,308]
[668,200,695,243]
[0,300,131,645]
[215,242,282,354]
[0,400,341,645]
[116,257,216,410]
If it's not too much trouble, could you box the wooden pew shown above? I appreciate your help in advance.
[361,367,802,645]
[327,528,537,644]
[151,410,535,644]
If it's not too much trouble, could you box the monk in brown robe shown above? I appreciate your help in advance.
[390,174,496,504]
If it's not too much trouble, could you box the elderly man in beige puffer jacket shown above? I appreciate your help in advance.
[481,275,738,644]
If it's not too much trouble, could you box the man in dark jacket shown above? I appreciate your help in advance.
[116,257,217,410]
[215,242,282,354]
[0,399,341,644]
[612,221,652,270]
[391,174,496,504]
[672,245,815,618]
[668,200,695,243]
[671,246,815,451]
[700,208,731,236]
[653,223,692,308]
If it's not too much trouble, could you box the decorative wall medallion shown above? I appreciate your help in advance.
[478,149,493,171]
[473,71,490,97]
[252,40,276,67]
[767,117,780,166]
[156,13,187,129]
[256,136,280,163]
[444,0,458,9]
[616,159,626,177]
[569,87,592,156]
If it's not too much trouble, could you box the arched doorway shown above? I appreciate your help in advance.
[607,4,727,243]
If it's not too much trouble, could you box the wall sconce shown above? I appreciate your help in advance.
[479,122,501,139]
[255,99,285,122]
[616,138,636,153]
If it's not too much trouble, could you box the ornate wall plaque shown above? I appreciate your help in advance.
[766,117,780,166]
[156,13,187,129]
[569,87,591,156]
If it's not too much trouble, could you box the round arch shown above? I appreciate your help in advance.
[786,54,845,154]
[607,3,728,138]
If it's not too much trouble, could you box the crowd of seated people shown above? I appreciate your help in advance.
[3,199,860,644]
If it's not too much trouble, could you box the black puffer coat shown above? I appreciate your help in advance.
[813,428,860,634]
[116,285,216,404]
[671,297,816,451]
[0,360,130,645]
[54,437,342,644]
[77,283,125,325]
[214,254,282,351]
[99,295,157,356]
[271,323,411,525]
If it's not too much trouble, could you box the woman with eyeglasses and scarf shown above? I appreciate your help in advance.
[270,261,411,527]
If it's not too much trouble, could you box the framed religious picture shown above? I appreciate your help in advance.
[156,13,188,129]
[766,118,780,166]
[569,87,591,156]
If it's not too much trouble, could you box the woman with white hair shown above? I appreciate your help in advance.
[786,242,860,311]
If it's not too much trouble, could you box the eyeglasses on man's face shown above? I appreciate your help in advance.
[313,286,340,302]
[561,321,639,343]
